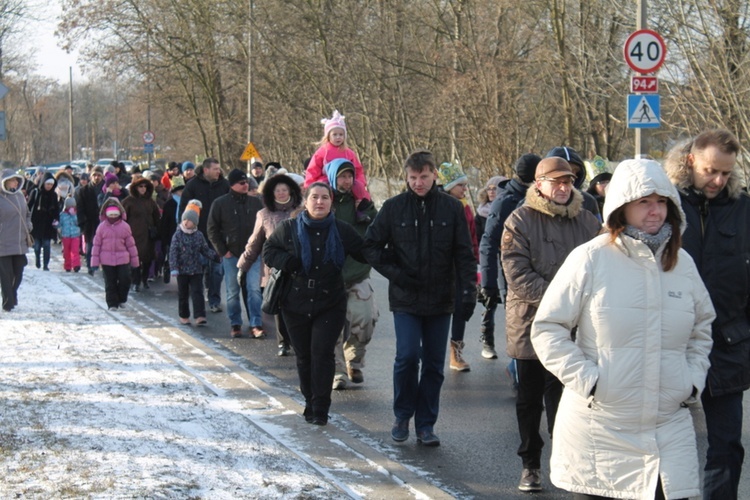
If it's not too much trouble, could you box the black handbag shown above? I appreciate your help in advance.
[261,268,291,314]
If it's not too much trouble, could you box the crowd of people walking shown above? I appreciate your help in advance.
[1,119,748,499]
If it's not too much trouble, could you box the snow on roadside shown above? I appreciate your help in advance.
[0,267,346,499]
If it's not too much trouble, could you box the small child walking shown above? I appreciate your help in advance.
[168,200,219,326]
[91,198,139,310]
[304,110,372,221]
[58,197,82,272]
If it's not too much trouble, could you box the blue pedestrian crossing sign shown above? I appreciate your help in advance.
[628,95,660,128]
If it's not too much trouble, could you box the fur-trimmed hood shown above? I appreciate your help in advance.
[1,169,24,194]
[128,177,155,199]
[99,197,127,221]
[261,173,302,211]
[525,183,584,219]
[664,139,743,199]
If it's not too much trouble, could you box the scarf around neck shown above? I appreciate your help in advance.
[623,223,672,255]
[296,210,345,274]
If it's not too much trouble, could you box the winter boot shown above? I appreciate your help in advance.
[450,340,471,372]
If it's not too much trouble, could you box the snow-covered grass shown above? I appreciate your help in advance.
[0,267,346,499]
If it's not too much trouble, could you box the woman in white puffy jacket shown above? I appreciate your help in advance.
[530,158,715,500]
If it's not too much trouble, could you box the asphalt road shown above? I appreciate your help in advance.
[135,269,748,499]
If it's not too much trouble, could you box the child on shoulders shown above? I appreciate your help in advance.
[304,110,372,221]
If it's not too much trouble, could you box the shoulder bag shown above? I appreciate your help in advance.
[261,267,291,315]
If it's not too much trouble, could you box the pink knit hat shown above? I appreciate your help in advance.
[322,110,346,139]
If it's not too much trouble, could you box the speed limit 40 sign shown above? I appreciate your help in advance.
[624,29,666,74]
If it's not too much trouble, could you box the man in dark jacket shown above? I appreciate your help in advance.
[179,158,230,313]
[326,159,379,390]
[75,167,104,275]
[665,129,750,500]
[479,153,540,359]
[364,150,477,448]
[207,168,263,338]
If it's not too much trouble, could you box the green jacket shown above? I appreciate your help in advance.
[334,189,377,286]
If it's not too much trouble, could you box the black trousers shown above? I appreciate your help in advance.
[0,254,27,311]
[516,358,563,469]
[282,299,347,420]
[275,312,291,345]
[177,274,206,319]
[102,264,131,308]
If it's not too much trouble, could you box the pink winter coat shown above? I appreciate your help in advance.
[304,143,367,188]
[91,199,140,268]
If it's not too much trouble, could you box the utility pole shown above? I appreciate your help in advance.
[69,67,74,161]
[246,0,255,172]
[635,0,647,158]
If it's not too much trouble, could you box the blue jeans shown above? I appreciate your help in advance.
[204,258,224,308]
[222,256,261,327]
[33,238,51,269]
[392,312,450,432]
[702,390,744,500]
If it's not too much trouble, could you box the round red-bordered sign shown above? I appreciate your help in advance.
[143,131,155,144]
[623,29,666,74]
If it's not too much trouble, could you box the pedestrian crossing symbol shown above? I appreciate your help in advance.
[627,94,660,128]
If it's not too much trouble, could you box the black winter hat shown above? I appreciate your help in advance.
[227,168,248,186]
[514,153,542,183]
[546,147,584,169]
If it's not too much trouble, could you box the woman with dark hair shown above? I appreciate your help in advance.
[262,182,365,425]
[530,159,714,499]
[237,174,303,349]
[586,172,612,214]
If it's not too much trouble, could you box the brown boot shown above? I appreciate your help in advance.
[450,340,471,372]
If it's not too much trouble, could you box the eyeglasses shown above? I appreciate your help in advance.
[486,186,498,191]
[539,177,574,187]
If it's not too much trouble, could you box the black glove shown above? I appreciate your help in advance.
[284,255,303,274]
[394,272,421,289]
[480,287,500,309]
[357,198,373,212]
[461,300,476,322]
[237,269,245,287]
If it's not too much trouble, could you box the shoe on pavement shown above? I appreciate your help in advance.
[332,373,347,390]
[195,317,207,326]
[310,416,327,426]
[108,306,118,311]
[450,340,471,371]
[250,327,265,339]
[347,367,364,384]
[416,428,441,447]
[277,342,291,356]
[391,419,409,442]
[118,303,126,309]
[481,345,498,359]
[231,325,242,338]
[518,468,542,492]
[180,318,191,325]
[209,304,222,313]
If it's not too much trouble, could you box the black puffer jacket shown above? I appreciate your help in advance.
[363,183,477,315]
[479,177,528,288]
[678,187,750,396]
[262,215,365,316]
[28,174,59,240]
[207,190,263,258]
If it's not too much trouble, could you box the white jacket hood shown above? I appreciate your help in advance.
[602,158,686,234]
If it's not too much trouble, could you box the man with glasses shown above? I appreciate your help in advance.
[501,157,600,492]
[75,166,105,275]
[207,168,263,338]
